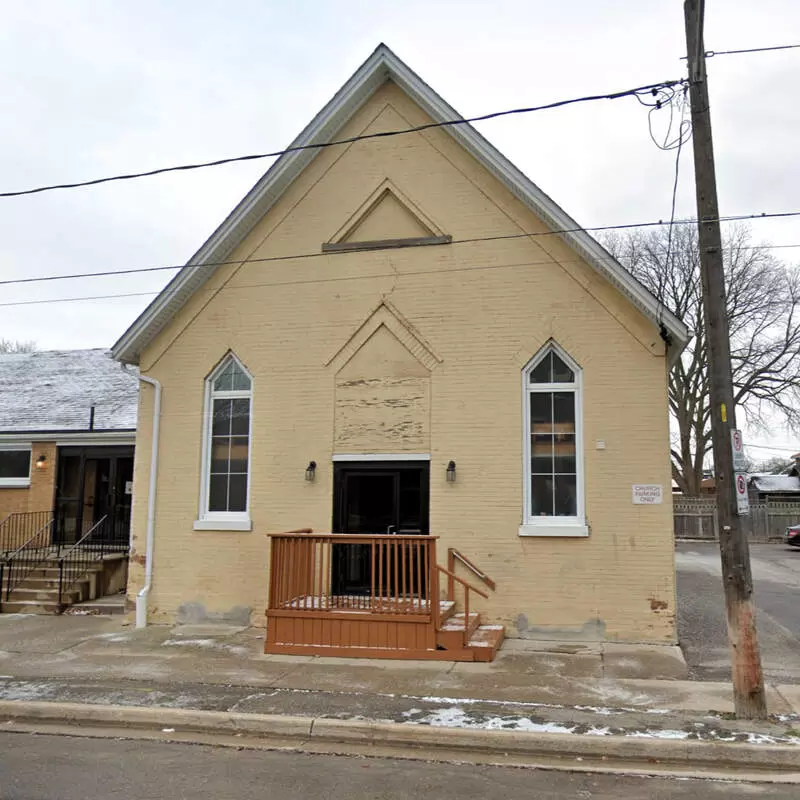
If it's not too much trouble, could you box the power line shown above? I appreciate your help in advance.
[744,443,798,454]
[2,209,800,309]
[0,79,684,199]
[681,43,800,60]
[0,291,157,308]
[2,209,800,291]
[708,43,800,57]
[1,209,799,291]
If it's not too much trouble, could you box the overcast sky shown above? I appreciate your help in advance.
[1,1,798,456]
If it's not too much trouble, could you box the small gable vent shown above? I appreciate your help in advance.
[323,179,450,253]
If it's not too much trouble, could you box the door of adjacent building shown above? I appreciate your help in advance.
[54,446,135,547]
[332,461,429,596]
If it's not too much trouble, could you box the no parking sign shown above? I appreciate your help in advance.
[735,472,749,515]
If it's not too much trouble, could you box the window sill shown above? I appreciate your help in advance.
[193,518,252,532]
[0,479,31,489]
[518,522,589,538]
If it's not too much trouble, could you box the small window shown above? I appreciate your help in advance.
[195,355,253,531]
[521,344,587,537]
[0,447,32,488]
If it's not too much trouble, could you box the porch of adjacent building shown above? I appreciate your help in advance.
[0,445,133,613]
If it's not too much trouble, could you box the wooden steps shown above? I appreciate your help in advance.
[435,612,504,661]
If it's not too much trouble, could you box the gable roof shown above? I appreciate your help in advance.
[749,474,800,494]
[0,349,138,434]
[111,44,689,366]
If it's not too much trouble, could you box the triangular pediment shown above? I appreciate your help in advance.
[112,44,688,367]
[324,179,448,251]
[326,299,442,373]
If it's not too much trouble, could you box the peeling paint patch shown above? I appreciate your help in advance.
[649,598,669,611]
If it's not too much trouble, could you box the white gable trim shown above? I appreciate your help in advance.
[111,44,688,366]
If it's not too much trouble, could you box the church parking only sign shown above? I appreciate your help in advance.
[735,472,749,515]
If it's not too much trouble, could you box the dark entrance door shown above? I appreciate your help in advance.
[54,447,135,547]
[332,462,429,595]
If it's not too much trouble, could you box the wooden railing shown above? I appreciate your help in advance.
[268,532,439,618]
[436,564,489,648]
[447,548,496,593]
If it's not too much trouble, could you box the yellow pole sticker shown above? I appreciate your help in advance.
[721,403,727,423]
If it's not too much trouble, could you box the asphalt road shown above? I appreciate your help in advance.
[676,541,800,682]
[0,732,790,799]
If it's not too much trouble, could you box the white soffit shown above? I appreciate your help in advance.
[111,44,689,366]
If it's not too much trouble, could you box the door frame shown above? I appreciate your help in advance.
[331,460,430,596]
[332,461,430,534]
[54,445,135,546]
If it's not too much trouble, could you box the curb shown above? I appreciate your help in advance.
[1,700,799,776]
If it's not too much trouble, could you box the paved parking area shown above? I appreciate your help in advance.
[676,541,800,683]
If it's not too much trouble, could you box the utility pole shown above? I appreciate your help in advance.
[683,0,767,719]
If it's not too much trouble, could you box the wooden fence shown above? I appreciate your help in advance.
[673,498,800,541]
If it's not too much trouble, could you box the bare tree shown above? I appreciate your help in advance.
[752,454,793,475]
[603,224,800,495]
[0,339,36,353]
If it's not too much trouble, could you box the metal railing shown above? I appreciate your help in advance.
[56,516,128,612]
[0,510,54,556]
[1,514,56,601]
[268,532,438,617]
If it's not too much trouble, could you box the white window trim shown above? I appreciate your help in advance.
[520,342,587,538]
[0,444,31,489]
[195,354,253,532]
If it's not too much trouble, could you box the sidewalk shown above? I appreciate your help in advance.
[1,614,799,778]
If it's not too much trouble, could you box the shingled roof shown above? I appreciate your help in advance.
[0,349,138,433]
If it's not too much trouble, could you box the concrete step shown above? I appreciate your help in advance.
[10,576,71,591]
[0,599,62,614]
[19,565,104,580]
[64,596,126,616]
[5,586,84,604]
[436,611,481,650]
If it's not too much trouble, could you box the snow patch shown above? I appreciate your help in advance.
[162,638,249,656]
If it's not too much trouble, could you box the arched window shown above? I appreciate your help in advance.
[521,343,587,537]
[195,354,253,531]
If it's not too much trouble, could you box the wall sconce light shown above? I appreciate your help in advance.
[305,461,317,482]
[35,454,47,471]
[446,460,456,483]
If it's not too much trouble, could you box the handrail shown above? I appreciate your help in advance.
[57,515,130,613]
[436,563,490,649]
[58,516,109,559]
[2,516,56,601]
[448,548,496,591]
[0,510,54,556]
[6,518,56,561]
[435,565,489,599]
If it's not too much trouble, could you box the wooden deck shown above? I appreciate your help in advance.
[264,532,504,661]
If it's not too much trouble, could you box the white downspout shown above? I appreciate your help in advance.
[129,371,162,629]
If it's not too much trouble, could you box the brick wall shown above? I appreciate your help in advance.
[0,442,57,519]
